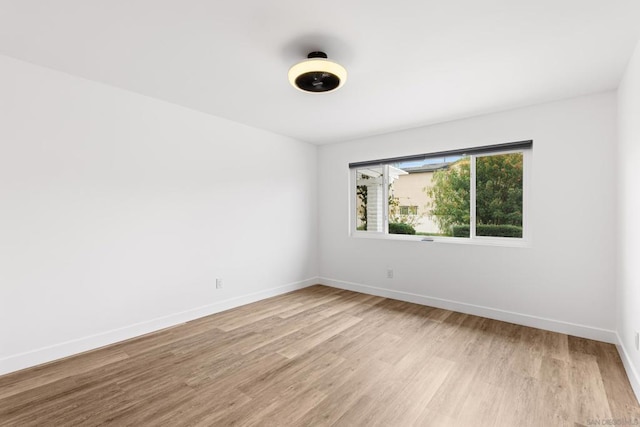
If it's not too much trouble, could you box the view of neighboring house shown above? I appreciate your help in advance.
[356,159,458,234]
[389,161,452,234]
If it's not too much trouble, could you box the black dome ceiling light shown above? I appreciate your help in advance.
[288,51,347,93]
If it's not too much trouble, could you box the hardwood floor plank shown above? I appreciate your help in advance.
[333,348,434,426]
[296,358,394,427]
[569,352,613,423]
[493,372,540,427]
[0,348,130,400]
[276,313,362,359]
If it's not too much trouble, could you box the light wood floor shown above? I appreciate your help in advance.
[1,286,639,426]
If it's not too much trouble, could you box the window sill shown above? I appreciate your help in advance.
[350,232,531,248]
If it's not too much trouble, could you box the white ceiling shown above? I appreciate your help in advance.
[0,1,639,144]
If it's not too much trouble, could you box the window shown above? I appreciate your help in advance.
[399,206,418,215]
[351,141,531,244]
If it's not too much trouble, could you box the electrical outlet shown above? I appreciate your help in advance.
[216,278,223,289]
[386,269,394,279]
[635,331,639,351]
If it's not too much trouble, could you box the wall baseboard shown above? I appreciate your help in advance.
[0,277,318,376]
[616,334,640,404]
[319,277,617,344]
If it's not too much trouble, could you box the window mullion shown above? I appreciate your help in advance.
[351,168,357,234]
[470,155,476,239]
[383,164,389,234]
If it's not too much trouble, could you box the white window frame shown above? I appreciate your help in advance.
[350,147,532,247]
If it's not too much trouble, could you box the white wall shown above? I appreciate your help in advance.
[319,92,617,341]
[0,55,318,374]
[617,40,640,398]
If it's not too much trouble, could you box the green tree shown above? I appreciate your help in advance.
[425,157,470,235]
[425,153,523,235]
[476,153,523,227]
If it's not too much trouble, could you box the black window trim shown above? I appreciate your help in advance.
[348,140,532,169]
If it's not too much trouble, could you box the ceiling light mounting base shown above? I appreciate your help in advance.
[307,51,328,59]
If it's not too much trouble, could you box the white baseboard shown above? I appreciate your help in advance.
[0,277,318,376]
[616,334,640,404]
[319,277,617,344]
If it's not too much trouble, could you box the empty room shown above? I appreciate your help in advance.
[1,1,640,425]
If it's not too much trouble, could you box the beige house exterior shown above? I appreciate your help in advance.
[390,163,450,234]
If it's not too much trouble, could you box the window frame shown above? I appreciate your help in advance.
[350,145,532,247]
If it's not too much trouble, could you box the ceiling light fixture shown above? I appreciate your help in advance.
[288,51,347,93]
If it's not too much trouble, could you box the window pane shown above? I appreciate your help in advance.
[355,167,384,232]
[389,156,470,236]
[475,153,523,238]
